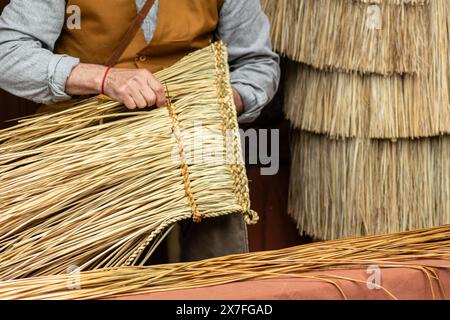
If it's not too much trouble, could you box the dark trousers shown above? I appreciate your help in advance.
[179,213,249,262]
[151,213,249,264]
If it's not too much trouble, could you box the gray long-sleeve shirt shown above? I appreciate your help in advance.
[0,0,280,123]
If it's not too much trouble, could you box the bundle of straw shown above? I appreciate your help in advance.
[289,131,450,240]
[283,0,449,139]
[0,42,258,280]
[0,224,449,300]
[261,0,428,75]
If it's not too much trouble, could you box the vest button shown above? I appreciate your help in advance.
[138,55,147,62]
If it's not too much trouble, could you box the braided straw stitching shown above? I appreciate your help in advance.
[212,42,259,225]
[165,87,204,223]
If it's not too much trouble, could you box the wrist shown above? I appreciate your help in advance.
[100,66,113,95]
[93,65,109,94]
[66,63,108,96]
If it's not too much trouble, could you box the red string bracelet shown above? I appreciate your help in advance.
[101,66,112,95]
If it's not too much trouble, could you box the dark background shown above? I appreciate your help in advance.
[0,0,39,128]
[0,0,307,251]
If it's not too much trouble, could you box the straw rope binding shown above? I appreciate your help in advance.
[165,84,203,223]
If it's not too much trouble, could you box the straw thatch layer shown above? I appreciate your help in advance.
[0,224,449,300]
[284,61,450,139]
[261,0,428,75]
[0,42,257,280]
[289,130,450,240]
[283,0,449,138]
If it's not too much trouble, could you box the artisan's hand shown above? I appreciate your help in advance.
[104,68,166,109]
[232,87,244,116]
[65,63,166,110]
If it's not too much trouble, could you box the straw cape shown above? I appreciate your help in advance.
[0,42,258,280]
[0,224,449,300]
[261,0,429,75]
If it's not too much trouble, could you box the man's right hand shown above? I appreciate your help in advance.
[65,63,167,110]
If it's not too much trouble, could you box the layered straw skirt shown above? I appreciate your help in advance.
[262,0,450,239]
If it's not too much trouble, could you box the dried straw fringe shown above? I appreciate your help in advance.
[261,0,428,75]
[289,130,450,241]
[0,224,449,300]
[283,0,449,139]
[0,42,257,280]
[284,62,450,139]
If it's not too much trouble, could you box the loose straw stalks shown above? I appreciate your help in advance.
[289,130,450,240]
[0,224,449,300]
[283,0,450,139]
[261,0,428,75]
[0,42,256,280]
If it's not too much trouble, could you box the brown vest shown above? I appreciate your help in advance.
[55,0,224,73]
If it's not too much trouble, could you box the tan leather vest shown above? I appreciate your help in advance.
[55,0,224,72]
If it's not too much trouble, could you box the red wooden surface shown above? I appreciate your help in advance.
[111,259,450,300]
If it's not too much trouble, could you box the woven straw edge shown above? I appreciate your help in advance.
[211,41,256,224]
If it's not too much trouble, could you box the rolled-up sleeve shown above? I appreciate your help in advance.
[217,0,281,123]
[0,0,79,104]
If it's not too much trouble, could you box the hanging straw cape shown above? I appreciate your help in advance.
[0,42,258,280]
[261,0,428,75]
[285,0,450,240]
[0,224,449,300]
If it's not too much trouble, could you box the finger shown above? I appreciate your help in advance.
[146,75,167,107]
[129,85,148,109]
[139,85,157,107]
[123,95,137,110]
[133,76,157,107]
